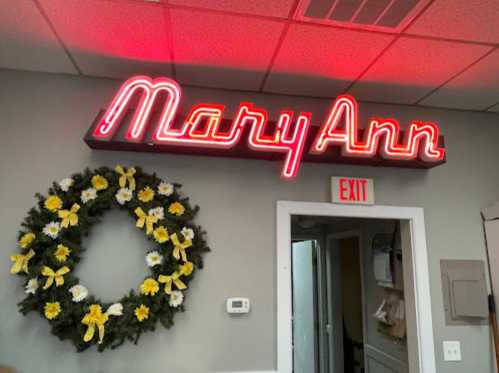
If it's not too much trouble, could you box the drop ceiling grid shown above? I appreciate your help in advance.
[168,0,296,18]
[168,7,285,90]
[487,103,499,113]
[262,23,395,98]
[418,47,499,110]
[1,0,499,112]
[38,0,174,78]
[0,0,77,74]
[405,0,499,44]
[347,37,492,104]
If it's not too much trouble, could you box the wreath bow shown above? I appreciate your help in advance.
[171,233,192,262]
[82,304,108,344]
[115,165,136,191]
[158,271,187,294]
[135,207,158,235]
[42,265,70,289]
[58,203,80,228]
[10,249,35,274]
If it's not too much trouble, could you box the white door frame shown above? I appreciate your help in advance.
[277,201,436,373]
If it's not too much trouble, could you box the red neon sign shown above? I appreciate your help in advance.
[86,76,446,178]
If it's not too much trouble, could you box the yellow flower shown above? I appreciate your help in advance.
[44,302,61,320]
[153,226,169,243]
[134,304,150,322]
[138,186,155,203]
[91,175,109,191]
[44,195,62,212]
[180,261,194,276]
[168,202,185,216]
[19,233,36,249]
[140,278,160,296]
[54,244,71,262]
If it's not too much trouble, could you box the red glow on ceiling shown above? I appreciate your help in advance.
[169,8,284,70]
[269,24,394,80]
[40,0,171,62]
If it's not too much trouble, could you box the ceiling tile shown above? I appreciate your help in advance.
[487,103,499,113]
[169,0,295,18]
[263,24,394,97]
[39,0,172,78]
[0,0,76,74]
[419,48,499,110]
[170,9,285,90]
[406,0,499,44]
[348,37,491,104]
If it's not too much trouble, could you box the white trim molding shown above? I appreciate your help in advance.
[276,201,436,373]
[215,371,276,373]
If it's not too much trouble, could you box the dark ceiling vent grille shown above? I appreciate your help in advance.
[295,0,431,32]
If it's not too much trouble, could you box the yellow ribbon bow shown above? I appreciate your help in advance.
[82,304,108,344]
[158,271,187,295]
[170,233,192,262]
[42,265,70,289]
[10,249,35,274]
[58,203,80,228]
[115,165,136,191]
[135,207,158,235]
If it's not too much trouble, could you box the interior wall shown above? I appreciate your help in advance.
[1,70,499,373]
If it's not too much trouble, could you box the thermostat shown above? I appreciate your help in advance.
[226,297,250,314]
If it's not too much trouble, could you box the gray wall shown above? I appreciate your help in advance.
[1,70,499,373]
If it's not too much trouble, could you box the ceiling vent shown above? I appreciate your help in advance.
[294,0,432,32]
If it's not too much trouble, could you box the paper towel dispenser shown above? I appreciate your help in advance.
[441,260,488,325]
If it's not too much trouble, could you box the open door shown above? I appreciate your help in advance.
[292,240,319,373]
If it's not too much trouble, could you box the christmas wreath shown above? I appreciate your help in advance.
[9,165,209,352]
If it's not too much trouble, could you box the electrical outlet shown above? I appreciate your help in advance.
[443,341,462,362]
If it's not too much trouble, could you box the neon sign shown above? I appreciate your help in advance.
[85,76,446,178]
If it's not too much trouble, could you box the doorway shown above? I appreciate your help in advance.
[277,202,436,373]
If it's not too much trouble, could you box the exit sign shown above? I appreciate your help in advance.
[331,177,375,205]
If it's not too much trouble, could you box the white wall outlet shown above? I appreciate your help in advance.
[443,341,462,362]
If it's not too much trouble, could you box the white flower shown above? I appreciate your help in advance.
[146,250,163,267]
[69,284,88,302]
[81,188,97,204]
[59,178,73,192]
[158,182,174,196]
[115,187,133,205]
[105,303,123,316]
[25,278,38,295]
[149,207,164,220]
[181,227,194,240]
[43,221,60,239]
[169,291,184,308]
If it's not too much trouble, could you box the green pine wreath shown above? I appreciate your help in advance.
[9,165,209,352]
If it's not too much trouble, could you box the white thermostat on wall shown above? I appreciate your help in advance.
[226,297,250,314]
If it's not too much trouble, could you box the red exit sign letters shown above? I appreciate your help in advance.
[331,177,375,205]
[85,76,446,178]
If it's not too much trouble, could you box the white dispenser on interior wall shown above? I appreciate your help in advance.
[226,297,250,314]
